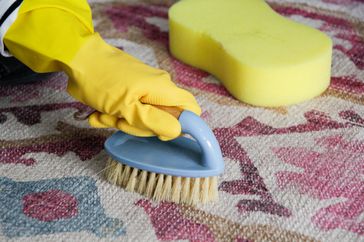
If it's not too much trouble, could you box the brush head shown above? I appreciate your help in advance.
[104,110,224,204]
[104,131,222,177]
[105,111,224,177]
[104,157,218,205]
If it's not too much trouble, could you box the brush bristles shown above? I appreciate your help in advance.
[126,168,139,192]
[145,172,157,198]
[200,177,210,203]
[181,177,191,203]
[171,177,181,203]
[105,157,119,184]
[153,174,165,201]
[105,159,219,205]
[161,175,172,201]
[137,170,148,194]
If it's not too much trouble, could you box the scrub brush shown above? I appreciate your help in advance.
[103,106,224,205]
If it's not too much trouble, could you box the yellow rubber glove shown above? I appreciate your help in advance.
[67,33,201,140]
[4,0,201,140]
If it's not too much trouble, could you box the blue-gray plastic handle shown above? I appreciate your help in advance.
[179,111,224,172]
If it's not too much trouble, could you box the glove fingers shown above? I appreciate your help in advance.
[90,112,156,138]
[88,112,119,128]
[98,113,119,127]
[88,112,111,128]
[116,119,155,137]
[134,102,182,141]
[117,119,173,141]
[140,86,201,116]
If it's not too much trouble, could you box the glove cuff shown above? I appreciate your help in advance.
[66,33,121,109]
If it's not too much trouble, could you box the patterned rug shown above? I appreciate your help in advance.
[0,0,363,241]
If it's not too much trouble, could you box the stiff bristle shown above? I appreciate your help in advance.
[209,176,218,201]
[200,177,210,203]
[171,177,182,203]
[137,170,148,194]
[145,172,156,198]
[190,178,200,205]
[120,165,131,187]
[160,175,172,201]
[105,157,120,185]
[126,168,139,192]
[153,174,165,201]
[105,158,219,205]
[181,177,191,203]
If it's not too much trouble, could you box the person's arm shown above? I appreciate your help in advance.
[3,0,201,140]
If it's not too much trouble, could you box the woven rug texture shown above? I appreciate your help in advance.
[0,0,363,241]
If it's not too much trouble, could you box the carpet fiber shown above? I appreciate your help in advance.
[0,0,363,241]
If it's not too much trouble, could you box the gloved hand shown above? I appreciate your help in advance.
[67,33,201,140]
[4,0,201,140]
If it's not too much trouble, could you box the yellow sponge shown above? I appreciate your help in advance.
[169,0,332,107]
